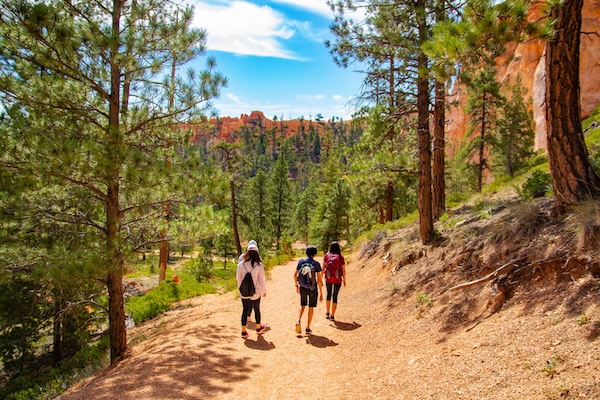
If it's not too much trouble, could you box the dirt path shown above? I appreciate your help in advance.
[61,257,368,400]
[59,253,600,400]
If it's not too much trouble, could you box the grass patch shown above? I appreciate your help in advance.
[542,355,563,378]
[416,292,434,307]
[576,312,589,326]
[262,252,294,270]
[126,264,236,324]
[126,254,159,277]
[371,210,419,234]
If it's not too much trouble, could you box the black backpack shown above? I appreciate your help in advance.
[297,261,316,291]
[239,265,256,297]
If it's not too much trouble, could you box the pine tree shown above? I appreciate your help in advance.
[0,0,226,362]
[309,158,351,251]
[213,142,243,257]
[328,0,436,243]
[495,77,535,177]
[269,151,292,249]
[464,67,504,191]
[242,170,273,249]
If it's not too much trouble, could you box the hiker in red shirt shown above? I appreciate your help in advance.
[323,241,346,321]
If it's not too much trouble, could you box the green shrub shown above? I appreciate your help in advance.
[416,292,434,307]
[126,277,216,323]
[517,170,552,201]
[263,252,293,269]
[280,236,293,255]
[185,257,212,283]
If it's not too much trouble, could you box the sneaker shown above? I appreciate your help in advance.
[295,322,301,334]
[325,312,330,319]
[305,328,312,334]
[241,331,249,339]
[256,324,266,334]
[329,315,335,321]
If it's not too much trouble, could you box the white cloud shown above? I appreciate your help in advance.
[287,20,329,43]
[226,93,243,104]
[297,94,326,101]
[333,94,347,103]
[191,1,300,59]
[269,0,333,18]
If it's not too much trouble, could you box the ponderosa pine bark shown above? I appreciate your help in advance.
[545,0,600,209]
[106,0,127,361]
[386,180,394,222]
[432,0,446,220]
[432,78,446,220]
[477,92,487,192]
[417,0,434,244]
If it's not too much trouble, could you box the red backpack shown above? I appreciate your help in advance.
[324,253,342,284]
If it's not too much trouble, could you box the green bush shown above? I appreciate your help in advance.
[126,277,216,323]
[263,253,293,269]
[185,257,212,283]
[517,170,552,201]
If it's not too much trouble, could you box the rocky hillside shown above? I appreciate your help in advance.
[351,189,600,398]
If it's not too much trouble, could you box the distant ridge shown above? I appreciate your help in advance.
[182,110,351,146]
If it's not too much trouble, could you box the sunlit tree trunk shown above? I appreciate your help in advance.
[106,0,127,362]
[432,0,446,220]
[477,93,487,192]
[417,0,434,244]
[545,0,600,209]
[432,78,446,219]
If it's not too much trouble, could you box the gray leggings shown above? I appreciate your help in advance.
[326,282,342,303]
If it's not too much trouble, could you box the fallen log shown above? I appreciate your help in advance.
[448,257,526,291]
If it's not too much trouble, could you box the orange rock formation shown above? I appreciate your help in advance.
[446,0,600,150]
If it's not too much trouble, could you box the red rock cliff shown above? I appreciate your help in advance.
[447,0,600,150]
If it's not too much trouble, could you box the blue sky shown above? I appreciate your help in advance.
[189,0,365,120]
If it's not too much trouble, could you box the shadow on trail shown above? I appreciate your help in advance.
[333,321,361,331]
[63,323,258,400]
[305,334,338,348]
[244,334,276,351]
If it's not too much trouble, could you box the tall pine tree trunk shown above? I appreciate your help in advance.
[417,0,434,244]
[106,0,127,362]
[386,180,394,222]
[432,0,446,220]
[477,93,487,192]
[545,0,600,209]
[159,58,178,282]
[52,294,64,365]
[432,79,446,219]
[506,134,514,177]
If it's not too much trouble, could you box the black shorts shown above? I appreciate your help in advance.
[300,286,318,307]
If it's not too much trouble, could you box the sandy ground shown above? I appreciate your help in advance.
[60,252,600,400]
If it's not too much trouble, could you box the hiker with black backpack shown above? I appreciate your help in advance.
[239,240,258,322]
[294,245,322,335]
[236,240,267,339]
[323,241,346,321]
